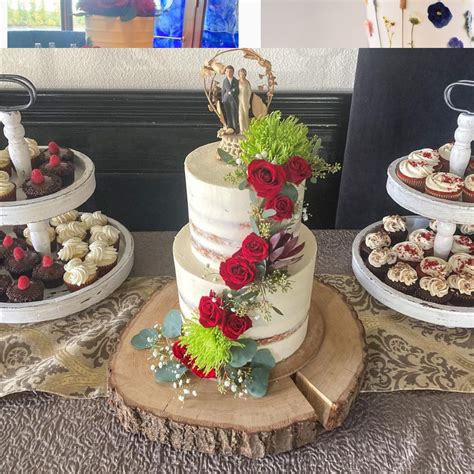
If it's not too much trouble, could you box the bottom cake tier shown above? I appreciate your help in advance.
[173,224,318,362]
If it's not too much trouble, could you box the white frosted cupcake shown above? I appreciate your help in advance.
[57,237,89,261]
[0,170,16,202]
[56,221,87,244]
[89,225,120,250]
[50,210,80,227]
[63,258,98,292]
[80,211,108,230]
[438,142,453,171]
[408,148,441,171]
[85,241,118,276]
[23,226,57,251]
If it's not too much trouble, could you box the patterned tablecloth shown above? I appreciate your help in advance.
[1,275,472,398]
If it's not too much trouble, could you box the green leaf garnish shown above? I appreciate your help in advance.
[162,309,182,338]
[131,328,159,350]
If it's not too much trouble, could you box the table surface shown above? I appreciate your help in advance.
[1,231,472,473]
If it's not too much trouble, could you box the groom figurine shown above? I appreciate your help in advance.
[221,65,239,133]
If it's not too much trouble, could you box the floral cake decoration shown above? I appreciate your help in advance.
[131,59,340,401]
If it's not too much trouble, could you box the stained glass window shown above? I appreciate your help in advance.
[154,0,238,48]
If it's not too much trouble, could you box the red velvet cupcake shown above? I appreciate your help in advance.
[416,257,450,279]
[396,159,434,192]
[463,175,474,203]
[437,143,453,171]
[408,229,435,257]
[392,241,424,268]
[425,172,464,201]
[408,148,442,171]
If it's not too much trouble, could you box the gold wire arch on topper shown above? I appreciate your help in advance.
[201,49,277,135]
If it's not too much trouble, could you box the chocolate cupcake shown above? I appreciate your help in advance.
[32,255,65,289]
[384,262,418,295]
[22,169,62,199]
[381,215,408,244]
[39,141,76,164]
[366,247,397,279]
[448,273,474,307]
[392,241,424,268]
[416,257,450,279]
[416,277,452,305]
[40,155,75,187]
[6,276,44,303]
[360,230,391,259]
[408,229,435,257]
[5,247,41,279]
[0,235,16,263]
[0,274,13,302]
[0,171,16,202]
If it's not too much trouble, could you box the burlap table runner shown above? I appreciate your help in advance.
[0,275,472,398]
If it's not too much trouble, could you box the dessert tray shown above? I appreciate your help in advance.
[0,74,134,324]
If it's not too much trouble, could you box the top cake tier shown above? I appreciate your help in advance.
[185,142,305,269]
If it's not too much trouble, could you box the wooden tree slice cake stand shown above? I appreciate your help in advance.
[109,279,367,459]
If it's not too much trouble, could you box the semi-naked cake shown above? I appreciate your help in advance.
[365,0,474,48]
[173,142,317,362]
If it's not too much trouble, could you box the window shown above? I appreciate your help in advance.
[8,0,62,30]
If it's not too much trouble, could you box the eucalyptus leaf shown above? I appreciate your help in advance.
[239,291,259,302]
[310,177,317,184]
[251,349,276,370]
[245,366,270,398]
[272,306,284,316]
[250,217,260,235]
[120,6,137,21]
[131,328,159,350]
[281,183,299,202]
[239,180,249,191]
[217,148,236,165]
[155,361,188,383]
[262,208,277,219]
[249,188,258,205]
[162,309,183,338]
[230,338,258,368]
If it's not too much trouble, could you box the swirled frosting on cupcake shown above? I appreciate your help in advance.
[398,159,434,178]
[419,277,449,298]
[448,253,474,275]
[56,221,87,244]
[451,235,474,254]
[80,211,108,230]
[58,237,89,261]
[89,225,120,246]
[459,224,474,236]
[448,273,473,296]
[0,150,10,169]
[382,215,406,233]
[386,262,417,285]
[85,241,117,266]
[368,247,397,268]
[50,210,79,227]
[408,148,440,167]
[465,175,474,192]
[393,241,424,262]
[365,230,391,250]
[425,172,464,194]
[419,257,450,279]
[0,175,15,197]
[63,259,97,286]
[429,220,439,232]
[23,226,56,246]
[3,138,40,160]
[438,143,453,161]
[409,229,435,251]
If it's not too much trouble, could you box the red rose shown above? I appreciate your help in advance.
[240,233,269,262]
[198,291,225,328]
[247,160,286,198]
[219,257,256,290]
[284,156,312,185]
[264,194,294,221]
[191,365,216,379]
[172,342,188,362]
[221,313,253,340]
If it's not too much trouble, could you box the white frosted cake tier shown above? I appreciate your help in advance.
[365,0,474,48]
[173,224,317,363]
[185,142,304,269]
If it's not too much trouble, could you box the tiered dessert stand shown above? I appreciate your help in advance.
[353,81,474,328]
[0,75,134,323]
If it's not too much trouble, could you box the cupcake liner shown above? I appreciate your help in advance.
[65,272,99,293]
[366,262,390,280]
[449,291,474,307]
[0,163,12,176]
[0,183,16,202]
[415,287,452,305]
[463,188,474,203]
[396,168,426,192]
[439,157,450,172]
[384,276,417,295]
[425,187,462,201]
[97,260,117,278]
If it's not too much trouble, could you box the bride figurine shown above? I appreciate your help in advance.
[238,68,252,133]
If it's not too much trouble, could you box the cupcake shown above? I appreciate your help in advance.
[451,235,474,255]
[408,229,436,256]
[23,226,57,252]
[448,253,474,275]
[22,169,62,199]
[468,159,474,175]
[366,247,397,279]
[80,211,108,230]
[0,170,16,202]
[0,149,12,175]
[448,273,474,306]
[384,262,418,295]
[392,241,424,267]
[381,215,408,244]
[89,225,121,250]
[56,221,87,245]
[396,159,435,192]
[57,237,89,261]
[408,148,442,171]
[416,277,451,304]
[50,210,80,227]
[0,138,41,171]
[416,257,450,279]
[428,220,439,233]
[463,175,474,203]
[85,241,118,277]
[40,155,75,188]
[425,172,464,201]
[459,224,474,238]
[0,235,25,264]
[6,276,44,303]
[438,142,453,171]
[39,141,76,164]
[360,230,391,259]
[5,247,41,279]
[32,255,65,289]
[0,274,13,302]
[63,258,98,292]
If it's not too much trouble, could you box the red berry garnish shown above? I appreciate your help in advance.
[48,142,60,154]
[49,155,61,167]
[42,255,54,268]
[31,169,45,185]
[13,247,25,261]
[17,275,31,290]
[3,235,14,248]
